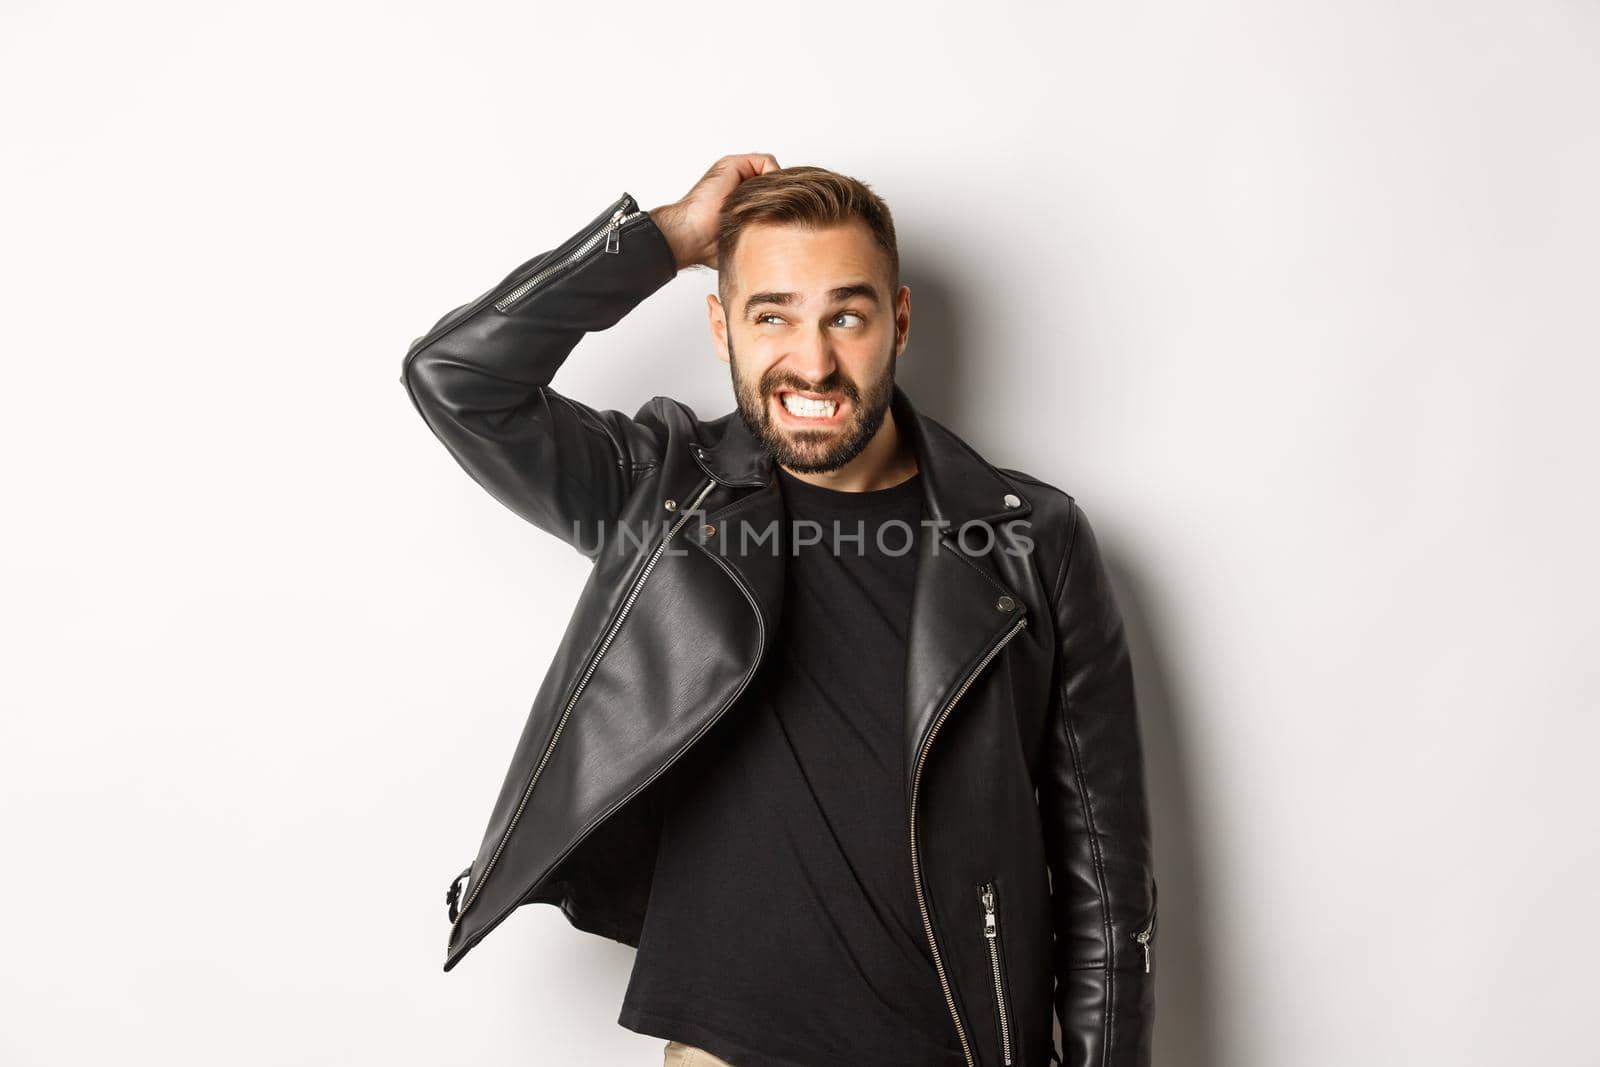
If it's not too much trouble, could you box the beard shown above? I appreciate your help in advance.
[727,334,897,475]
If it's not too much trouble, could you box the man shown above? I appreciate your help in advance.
[400,155,1156,1067]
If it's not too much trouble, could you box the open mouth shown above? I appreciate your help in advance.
[773,389,847,425]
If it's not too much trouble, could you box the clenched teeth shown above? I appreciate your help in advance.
[780,393,838,418]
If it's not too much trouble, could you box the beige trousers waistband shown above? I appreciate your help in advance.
[661,1038,737,1066]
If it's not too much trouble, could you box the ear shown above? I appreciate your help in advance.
[893,284,912,358]
[707,292,730,365]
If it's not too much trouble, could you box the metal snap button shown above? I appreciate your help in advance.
[702,523,717,537]
[1003,493,1021,509]
[995,595,1016,612]
[664,499,677,511]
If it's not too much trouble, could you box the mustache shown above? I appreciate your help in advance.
[759,372,861,400]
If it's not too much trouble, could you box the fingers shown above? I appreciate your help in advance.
[670,154,782,268]
[724,152,782,181]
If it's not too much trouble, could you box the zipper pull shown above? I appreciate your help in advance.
[1133,926,1153,972]
[981,885,997,938]
[1133,885,1157,973]
[445,865,472,924]
[604,206,626,253]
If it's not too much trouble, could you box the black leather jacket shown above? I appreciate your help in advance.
[399,191,1157,1067]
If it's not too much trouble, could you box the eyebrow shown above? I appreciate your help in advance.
[743,283,882,318]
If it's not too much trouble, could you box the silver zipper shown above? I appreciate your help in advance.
[493,200,648,313]
[980,881,1015,1065]
[1133,883,1157,973]
[450,476,718,929]
[910,614,1029,1067]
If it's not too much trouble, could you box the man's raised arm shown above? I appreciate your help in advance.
[398,190,681,555]
[399,155,779,556]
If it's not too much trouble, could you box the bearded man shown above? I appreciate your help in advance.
[401,154,1157,1067]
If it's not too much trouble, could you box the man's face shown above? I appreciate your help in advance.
[708,219,910,474]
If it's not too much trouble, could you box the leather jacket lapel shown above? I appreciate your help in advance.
[685,477,788,645]
[902,522,1030,800]
[890,387,1034,800]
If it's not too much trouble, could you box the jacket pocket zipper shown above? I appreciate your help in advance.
[493,197,649,313]
[979,880,1015,1065]
[1132,878,1157,972]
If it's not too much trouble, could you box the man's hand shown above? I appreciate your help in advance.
[649,153,782,271]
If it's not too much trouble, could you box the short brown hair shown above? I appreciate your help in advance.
[717,165,899,306]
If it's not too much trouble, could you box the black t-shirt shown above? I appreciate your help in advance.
[618,465,965,1067]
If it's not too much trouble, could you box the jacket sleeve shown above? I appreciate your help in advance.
[398,191,679,557]
[1039,500,1156,1067]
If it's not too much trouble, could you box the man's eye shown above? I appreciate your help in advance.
[756,313,784,325]
[832,312,864,327]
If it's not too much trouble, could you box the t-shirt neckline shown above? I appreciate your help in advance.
[774,465,924,516]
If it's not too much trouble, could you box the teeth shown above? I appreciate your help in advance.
[781,393,838,418]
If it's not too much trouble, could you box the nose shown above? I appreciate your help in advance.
[787,322,838,387]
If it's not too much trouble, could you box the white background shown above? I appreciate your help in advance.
[3,2,1596,1064]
